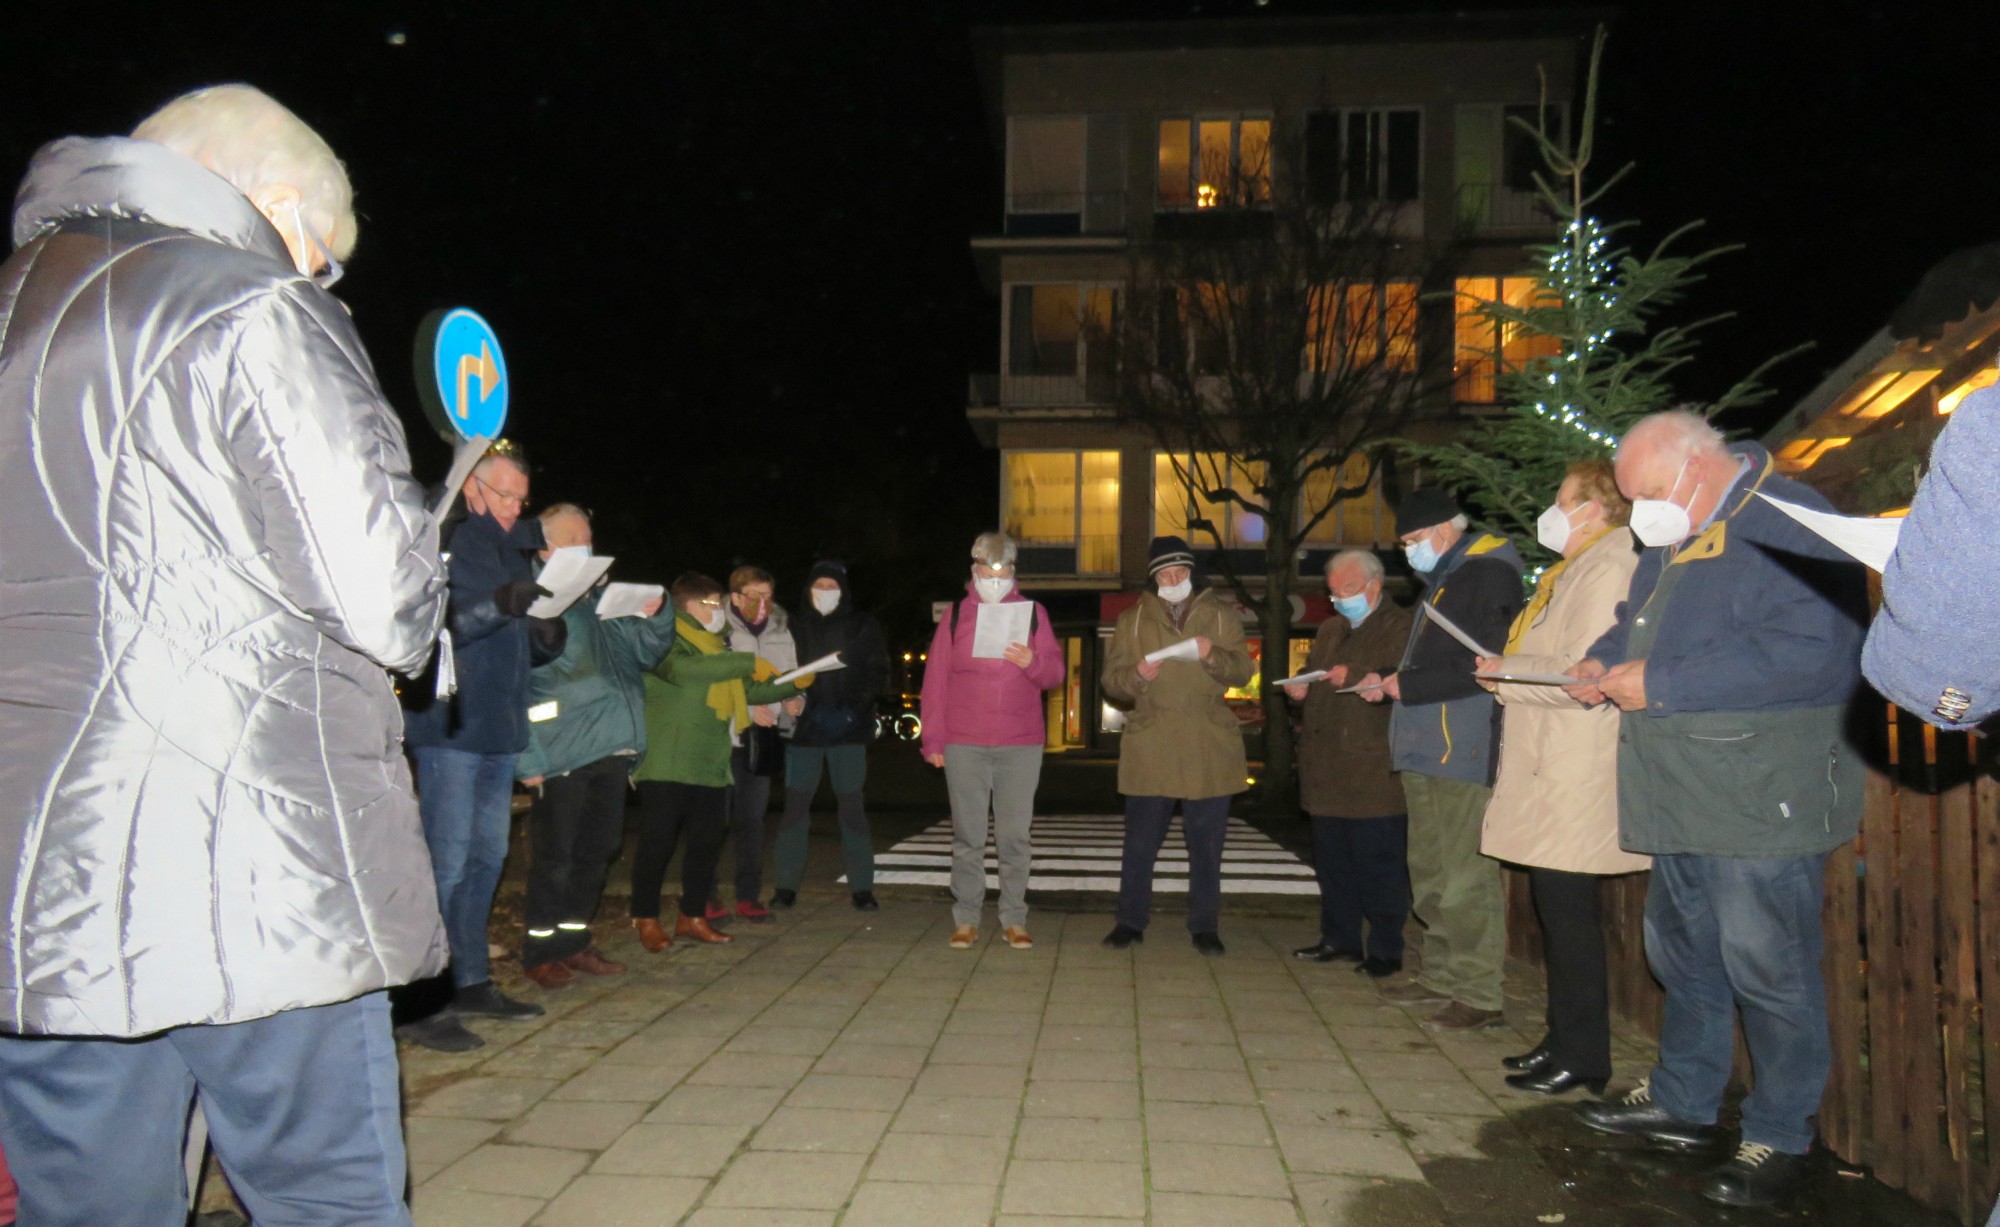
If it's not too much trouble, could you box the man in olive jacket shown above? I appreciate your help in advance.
[1100,537,1255,956]
[1363,490,1524,1030]
[1287,550,1415,978]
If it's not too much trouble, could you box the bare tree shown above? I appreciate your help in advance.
[1104,132,1461,811]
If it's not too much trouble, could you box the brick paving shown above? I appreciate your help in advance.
[395,879,1643,1227]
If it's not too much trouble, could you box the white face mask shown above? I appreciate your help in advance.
[1628,458,1702,548]
[1535,500,1594,555]
[1158,578,1193,604]
[973,575,1013,603]
[811,588,841,615]
[701,606,727,634]
[289,201,342,288]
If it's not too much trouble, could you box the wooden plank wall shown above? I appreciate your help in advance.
[1502,719,1997,1224]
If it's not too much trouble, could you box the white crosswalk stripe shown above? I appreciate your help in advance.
[858,812,1318,896]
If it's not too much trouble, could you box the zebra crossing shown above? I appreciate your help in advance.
[863,813,1317,896]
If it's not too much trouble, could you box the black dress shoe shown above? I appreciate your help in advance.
[1292,942,1363,963]
[1505,1065,1607,1097]
[1354,956,1402,979]
[1501,1043,1552,1073]
[453,981,545,1020]
[1576,1082,1727,1152]
[1703,1141,1810,1207]
[1101,924,1144,949]
[770,889,798,909]
[851,891,880,912]
[1191,931,1226,956]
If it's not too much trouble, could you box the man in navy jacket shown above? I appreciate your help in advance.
[1566,412,1867,1209]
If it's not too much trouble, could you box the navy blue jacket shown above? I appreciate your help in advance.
[403,510,547,754]
[1589,442,1868,715]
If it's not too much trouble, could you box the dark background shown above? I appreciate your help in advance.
[4,0,1995,651]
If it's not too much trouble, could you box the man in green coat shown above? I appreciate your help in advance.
[1100,537,1254,956]
[630,573,813,951]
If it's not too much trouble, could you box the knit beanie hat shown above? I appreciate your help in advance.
[1147,535,1197,578]
[1395,488,1463,536]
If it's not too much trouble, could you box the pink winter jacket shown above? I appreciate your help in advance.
[920,591,1064,757]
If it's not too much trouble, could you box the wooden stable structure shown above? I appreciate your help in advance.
[1505,711,2000,1223]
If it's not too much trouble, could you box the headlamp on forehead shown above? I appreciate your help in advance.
[979,559,1008,572]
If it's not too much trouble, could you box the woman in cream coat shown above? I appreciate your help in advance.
[1476,458,1649,1097]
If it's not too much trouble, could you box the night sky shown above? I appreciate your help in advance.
[5,0,1997,650]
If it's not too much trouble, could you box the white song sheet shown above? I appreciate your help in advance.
[1144,637,1202,665]
[776,652,845,685]
[1753,492,1902,573]
[1273,669,1330,687]
[1420,601,1500,660]
[1475,670,1582,686]
[595,583,664,620]
[527,547,615,618]
[971,601,1033,659]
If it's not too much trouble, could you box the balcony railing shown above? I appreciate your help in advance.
[1003,192,1127,237]
[1455,182,1559,234]
[968,372,1117,409]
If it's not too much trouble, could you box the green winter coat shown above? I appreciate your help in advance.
[516,592,678,781]
[1102,588,1255,800]
[635,614,800,788]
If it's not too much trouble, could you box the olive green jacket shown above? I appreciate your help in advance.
[1102,589,1254,800]
[635,615,799,789]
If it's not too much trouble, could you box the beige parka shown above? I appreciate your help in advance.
[1102,588,1255,800]
[1480,528,1651,875]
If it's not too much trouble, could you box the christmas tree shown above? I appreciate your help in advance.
[1403,28,1794,572]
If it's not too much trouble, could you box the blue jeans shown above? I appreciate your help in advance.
[1645,852,1831,1154]
[413,746,517,988]
[0,992,410,1227]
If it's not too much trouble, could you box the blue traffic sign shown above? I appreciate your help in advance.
[414,308,509,443]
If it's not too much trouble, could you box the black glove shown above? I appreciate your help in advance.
[494,580,550,618]
[528,616,568,665]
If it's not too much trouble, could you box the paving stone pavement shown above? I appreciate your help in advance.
[394,885,1673,1227]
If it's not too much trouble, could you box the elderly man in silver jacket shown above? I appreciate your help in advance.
[0,86,447,1226]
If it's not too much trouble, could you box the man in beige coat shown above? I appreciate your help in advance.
[1100,537,1255,955]
[1477,460,1648,1096]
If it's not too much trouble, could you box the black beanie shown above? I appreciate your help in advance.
[1147,535,1197,578]
[1395,488,1463,536]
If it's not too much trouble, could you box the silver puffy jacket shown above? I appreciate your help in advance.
[0,137,449,1036]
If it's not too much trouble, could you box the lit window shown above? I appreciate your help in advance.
[1003,451,1120,576]
[1154,452,1265,548]
[1158,115,1272,209]
[1306,282,1419,373]
[1299,453,1392,545]
[1453,276,1560,403]
[1006,285,1079,376]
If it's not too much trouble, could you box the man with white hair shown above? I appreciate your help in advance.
[0,85,445,1225]
[1564,410,1867,1209]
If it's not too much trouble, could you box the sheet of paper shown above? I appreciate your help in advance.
[1335,679,1386,694]
[1754,492,1902,572]
[1475,671,1582,686]
[1420,601,1500,659]
[1144,637,1202,665]
[595,582,664,620]
[429,435,492,519]
[775,652,845,686]
[971,601,1033,659]
[1274,670,1330,687]
[527,546,615,618]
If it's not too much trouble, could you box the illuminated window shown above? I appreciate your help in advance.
[1158,115,1271,209]
[1305,109,1421,206]
[1154,452,1266,549]
[1306,281,1419,373]
[1453,276,1561,403]
[1003,451,1121,575]
[1005,285,1117,390]
[1299,452,1392,545]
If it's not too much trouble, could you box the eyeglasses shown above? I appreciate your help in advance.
[473,474,529,509]
[697,598,725,608]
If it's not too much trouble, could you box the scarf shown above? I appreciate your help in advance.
[1504,526,1616,654]
[679,617,751,727]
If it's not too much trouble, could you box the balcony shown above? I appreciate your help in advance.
[968,371,1117,410]
[1003,192,1128,238]
[1455,183,1559,235]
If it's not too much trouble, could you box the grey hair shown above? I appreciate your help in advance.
[1325,548,1385,582]
[539,503,590,525]
[472,453,528,480]
[132,84,358,259]
[1617,409,1728,467]
[1449,513,1470,531]
[971,531,1017,568]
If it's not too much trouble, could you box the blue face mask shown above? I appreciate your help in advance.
[1404,537,1441,574]
[1333,593,1372,625]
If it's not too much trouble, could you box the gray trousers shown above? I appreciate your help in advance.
[944,743,1043,928]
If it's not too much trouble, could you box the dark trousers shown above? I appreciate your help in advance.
[1309,813,1409,963]
[0,993,408,1227]
[726,745,773,903]
[633,780,729,920]
[523,755,631,969]
[1116,794,1231,934]
[1529,866,1613,1081]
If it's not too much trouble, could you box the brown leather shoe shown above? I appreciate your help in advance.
[675,914,734,944]
[1427,1001,1505,1030]
[949,924,978,949]
[523,960,574,990]
[1003,926,1034,949]
[632,917,672,953]
[564,946,626,976]
[1380,977,1450,1004]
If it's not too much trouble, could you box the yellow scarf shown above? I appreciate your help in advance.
[679,617,752,726]
[1504,526,1615,653]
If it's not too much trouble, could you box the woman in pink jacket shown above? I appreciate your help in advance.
[921,532,1064,950]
